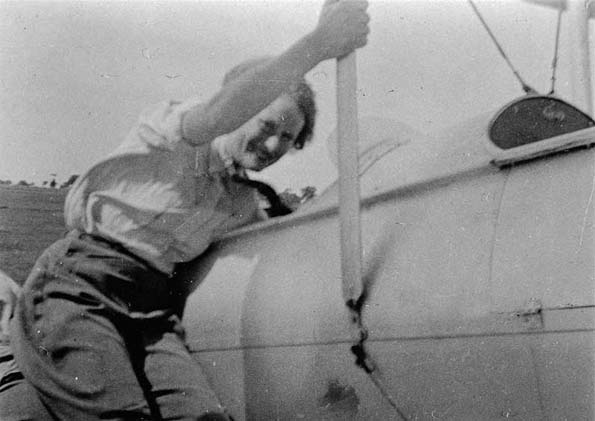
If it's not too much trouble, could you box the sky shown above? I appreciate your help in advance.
[1,0,593,192]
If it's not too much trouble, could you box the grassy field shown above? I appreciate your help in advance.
[0,186,67,285]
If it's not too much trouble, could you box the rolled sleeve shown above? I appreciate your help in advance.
[133,99,205,151]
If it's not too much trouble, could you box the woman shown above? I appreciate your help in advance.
[8,1,370,420]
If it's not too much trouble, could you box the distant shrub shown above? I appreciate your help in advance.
[60,174,79,189]
[278,186,317,211]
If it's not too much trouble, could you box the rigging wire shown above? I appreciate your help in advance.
[468,0,566,97]
[467,0,537,94]
[549,6,564,94]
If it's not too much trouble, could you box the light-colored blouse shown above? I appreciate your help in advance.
[64,99,260,275]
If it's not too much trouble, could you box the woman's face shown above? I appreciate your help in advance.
[228,94,304,171]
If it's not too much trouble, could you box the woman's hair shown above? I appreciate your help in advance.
[222,56,316,150]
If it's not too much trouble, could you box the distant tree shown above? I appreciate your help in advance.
[279,186,317,211]
[278,190,302,211]
[60,174,79,189]
[17,180,33,187]
[300,186,317,202]
[42,181,48,186]
[0,180,11,185]
[46,173,58,189]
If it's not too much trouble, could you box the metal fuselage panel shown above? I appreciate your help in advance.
[182,121,595,420]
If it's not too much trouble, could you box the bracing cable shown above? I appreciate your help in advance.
[467,0,537,94]
[549,7,563,94]
[468,0,565,97]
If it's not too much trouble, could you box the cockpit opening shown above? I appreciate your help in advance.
[489,95,595,150]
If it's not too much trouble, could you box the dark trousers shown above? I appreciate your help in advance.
[10,231,231,420]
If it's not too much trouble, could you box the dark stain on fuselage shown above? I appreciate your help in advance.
[318,379,360,414]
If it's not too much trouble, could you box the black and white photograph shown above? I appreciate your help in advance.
[1,0,594,419]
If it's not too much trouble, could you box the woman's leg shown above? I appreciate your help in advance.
[11,234,233,420]
[11,240,153,420]
[0,269,54,420]
[142,315,234,421]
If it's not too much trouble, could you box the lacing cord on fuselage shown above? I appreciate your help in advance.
[346,296,409,421]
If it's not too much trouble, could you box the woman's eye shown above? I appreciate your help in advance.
[281,132,293,142]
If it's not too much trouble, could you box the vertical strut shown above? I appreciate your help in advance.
[336,53,363,305]
[336,52,408,421]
